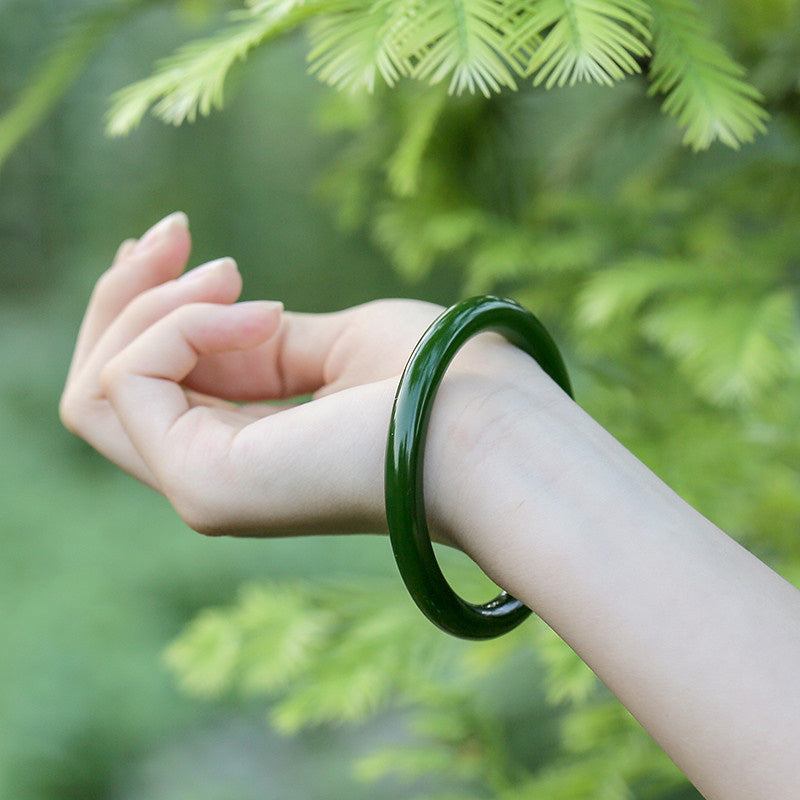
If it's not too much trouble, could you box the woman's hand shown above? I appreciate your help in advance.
[61,212,558,540]
[59,213,461,536]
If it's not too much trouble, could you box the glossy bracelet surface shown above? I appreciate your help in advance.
[385,296,574,639]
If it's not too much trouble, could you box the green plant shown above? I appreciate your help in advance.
[104,0,770,151]
[157,4,799,796]
[7,1,799,796]
[1,0,778,167]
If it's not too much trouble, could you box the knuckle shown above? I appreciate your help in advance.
[58,389,81,434]
[170,489,230,537]
[91,266,118,299]
[98,358,124,397]
[123,282,170,318]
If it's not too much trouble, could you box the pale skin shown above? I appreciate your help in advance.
[60,212,800,799]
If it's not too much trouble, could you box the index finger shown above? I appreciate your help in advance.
[101,301,282,481]
[68,213,192,380]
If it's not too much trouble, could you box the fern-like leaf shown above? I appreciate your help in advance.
[0,4,132,170]
[646,0,769,149]
[402,0,525,96]
[385,86,448,195]
[514,0,652,88]
[307,0,417,91]
[575,257,697,328]
[642,290,798,405]
[106,3,323,135]
[374,199,486,279]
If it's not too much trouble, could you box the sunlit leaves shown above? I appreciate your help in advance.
[107,2,323,134]
[165,581,456,730]
[647,0,769,149]
[307,0,528,96]
[517,0,652,87]
[103,0,769,150]
[402,0,524,95]
[307,0,414,91]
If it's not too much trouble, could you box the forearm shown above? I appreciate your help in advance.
[428,356,800,800]
[69,230,797,799]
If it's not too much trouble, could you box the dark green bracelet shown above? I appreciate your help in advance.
[385,296,574,640]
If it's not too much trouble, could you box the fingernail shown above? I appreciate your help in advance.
[178,257,237,283]
[133,211,189,254]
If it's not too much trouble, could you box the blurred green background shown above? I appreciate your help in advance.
[1,4,459,798]
[2,2,799,799]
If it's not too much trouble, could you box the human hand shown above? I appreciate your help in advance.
[61,213,564,540]
[59,213,464,537]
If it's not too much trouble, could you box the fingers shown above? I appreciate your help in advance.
[68,212,192,380]
[61,212,251,488]
[184,309,351,401]
[61,254,244,451]
[77,257,242,394]
[101,301,283,485]
[183,299,442,403]
[97,297,391,537]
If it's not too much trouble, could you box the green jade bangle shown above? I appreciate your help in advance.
[385,296,574,640]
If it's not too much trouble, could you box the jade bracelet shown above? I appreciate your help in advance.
[385,296,574,640]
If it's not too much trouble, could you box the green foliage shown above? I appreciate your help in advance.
[164,5,799,797]
[166,578,690,798]
[167,580,463,730]
[647,0,769,149]
[107,1,325,134]
[0,0,773,155]
[99,0,766,150]
[0,2,134,169]
[519,0,652,88]
[5,1,797,796]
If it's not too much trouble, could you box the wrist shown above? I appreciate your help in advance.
[423,333,573,553]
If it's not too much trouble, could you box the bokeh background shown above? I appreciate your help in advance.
[2,2,799,799]
[2,4,459,798]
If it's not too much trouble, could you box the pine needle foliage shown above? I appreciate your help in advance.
[99,0,768,150]
[517,0,652,88]
[165,11,800,795]
[647,0,769,149]
[106,2,325,134]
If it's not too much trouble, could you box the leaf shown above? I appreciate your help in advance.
[0,4,131,170]
[301,0,532,96]
[513,0,652,88]
[268,597,445,731]
[163,607,243,696]
[402,0,525,96]
[500,755,631,800]
[232,585,335,694]
[106,2,324,135]
[307,0,416,91]
[385,86,448,195]
[646,0,769,149]
[575,257,699,327]
[535,625,599,705]
[373,200,486,279]
[642,290,798,405]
